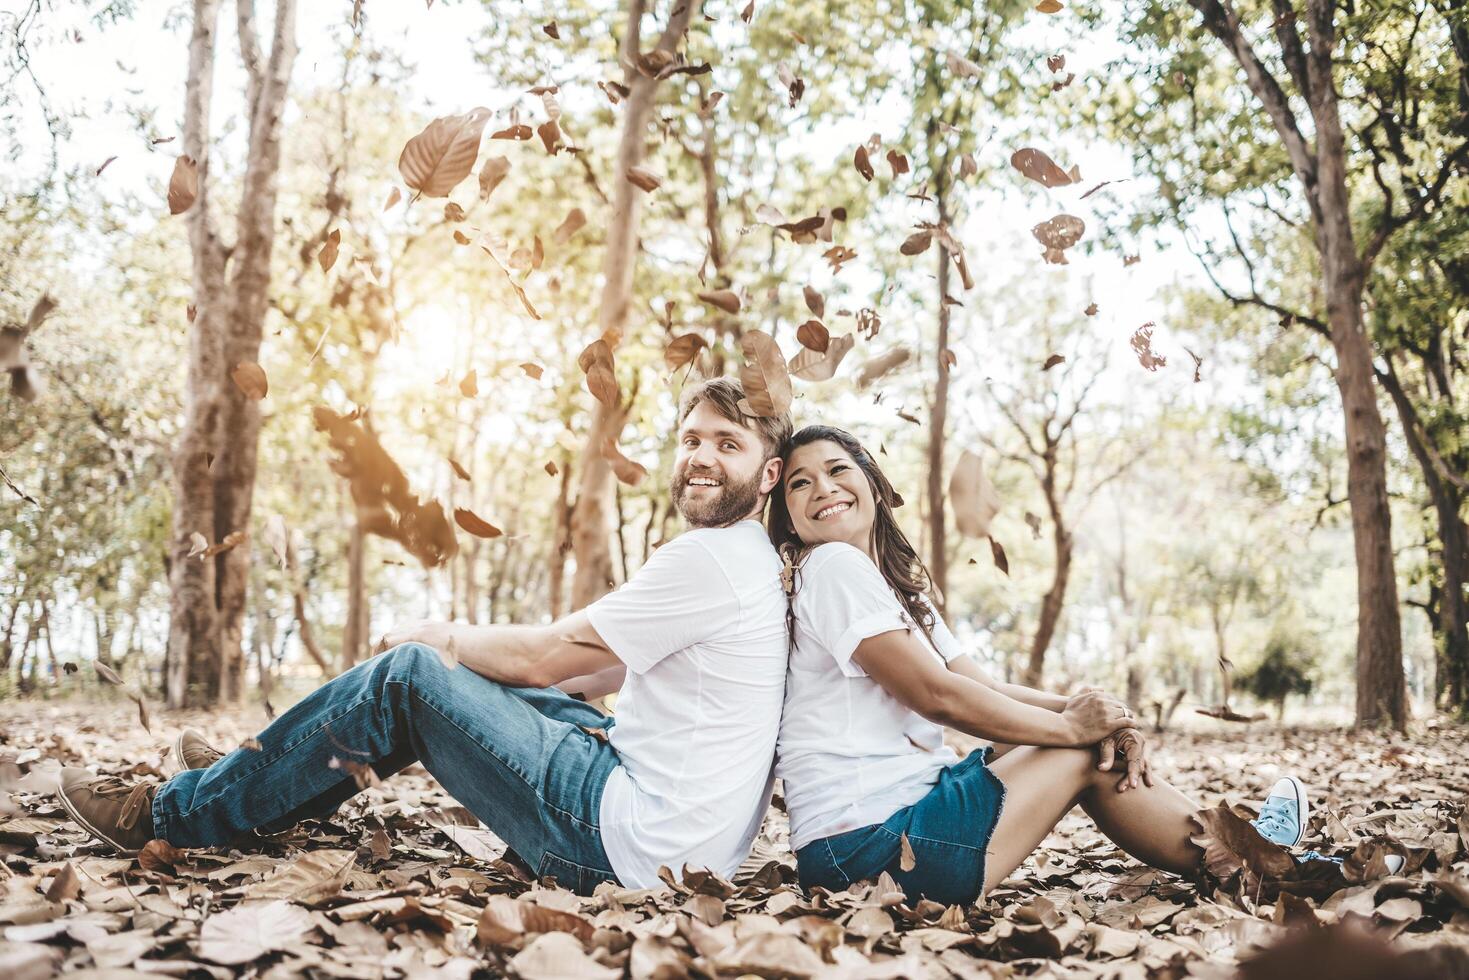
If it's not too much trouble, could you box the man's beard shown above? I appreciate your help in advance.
[670,464,764,528]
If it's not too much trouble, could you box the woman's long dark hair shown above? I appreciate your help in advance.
[768,425,937,645]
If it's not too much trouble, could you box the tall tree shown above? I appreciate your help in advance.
[167,0,297,708]
[568,0,700,609]
[1114,0,1468,728]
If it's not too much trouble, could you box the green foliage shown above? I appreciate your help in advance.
[1238,627,1318,716]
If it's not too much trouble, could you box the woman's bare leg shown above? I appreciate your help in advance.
[981,746,1203,893]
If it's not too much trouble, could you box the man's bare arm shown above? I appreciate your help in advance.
[375,610,622,688]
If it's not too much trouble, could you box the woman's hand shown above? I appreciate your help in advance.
[373,621,458,658]
[1098,727,1153,792]
[1060,689,1135,745]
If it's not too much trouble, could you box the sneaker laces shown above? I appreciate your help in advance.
[86,776,156,830]
[1253,798,1295,839]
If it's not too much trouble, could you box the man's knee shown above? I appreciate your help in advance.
[381,642,452,687]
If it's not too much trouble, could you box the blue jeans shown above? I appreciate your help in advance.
[794,748,1006,906]
[152,643,621,894]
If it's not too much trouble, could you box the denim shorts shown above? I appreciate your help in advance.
[794,747,1005,906]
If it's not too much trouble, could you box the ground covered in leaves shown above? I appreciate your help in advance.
[2,702,1468,978]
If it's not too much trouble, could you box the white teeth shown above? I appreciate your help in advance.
[688,477,721,487]
[814,502,851,521]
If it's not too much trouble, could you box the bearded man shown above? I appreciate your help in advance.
[58,378,794,893]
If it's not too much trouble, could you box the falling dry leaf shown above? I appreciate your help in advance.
[950,450,1001,538]
[458,369,478,398]
[855,346,911,389]
[318,229,341,272]
[853,145,875,181]
[1186,347,1203,382]
[201,530,246,558]
[1043,353,1066,371]
[664,333,708,372]
[989,535,1010,576]
[1046,53,1066,72]
[94,661,124,686]
[578,339,620,407]
[803,285,824,318]
[698,289,741,314]
[263,513,288,569]
[899,832,917,872]
[1130,322,1167,371]
[886,149,910,177]
[737,330,793,417]
[1084,302,1099,316]
[454,508,502,539]
[520,361,544,380]
[383,186,402,210]
[553,208,586,245]
[1031,214,1086,264]
[541,20,560,39]
[601,439,648,487]
[187,531,209,558]
[626,166,662,192]
[796,320,829,353]
[901,230,933,255]
[449,458,471,481]
[398,107,492,198]
[946,51,983,78]
[1010,147,1080,188]
[789,332,854,382]
[544,461,558,477]
[95,155,117,176]
[1036,0,1064,11]
[168,155,199,214]
[230,362,269,400]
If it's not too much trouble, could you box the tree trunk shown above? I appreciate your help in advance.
[1378,358,1469,713]
[167,0,227,709]
[167,0,297,708]
[1024,447,1072,688]
[569,0,700,610]
[342,515,366,669]
[548,456,572,619]
[1024,513,1072,687]
[926,124,952,608]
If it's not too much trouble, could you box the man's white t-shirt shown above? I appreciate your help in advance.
[586,519,787,887]
[776,542,966,851]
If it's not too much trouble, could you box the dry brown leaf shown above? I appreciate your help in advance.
[45,863,79,902]
[449,458,471,481]
[476,895,593,948]
[454,508,502,539]
[398,107,492,198]
[803,285,824,318]
[1031,214,1086,264]
[1036,0,1064,11]
[246,849,354,905]
[855,346,911,389]
[536,119,562,154]
[989,535,1010,576]
[443,202,465,222]
[625,166,662,192]
[1130,322,1167,371]
[317,229,341,273]
[900,832,917,872]
[520,361,544,380]
[950,450,1001,538]
[383,185,402,210]
[230,362,268,400]
[578,339,619,407]
[601,438,648,487]
[541,20,560,39]
[544,461,558,477]
[458,369,478,398]
[139,839,188,873]
[478,156,511,200]
[509,933,619,980]
[796,320,829,353]
[698,289,741,314]
[1084,302,1099,315]
[1046,53,1067,72]
[168,155,199,214]
[1043,353,1066,371]
[664,333,707,372]
[187,531,208,559]
[197,900,313,965]
[95,155,117,176]
[553,207,586,245]
[789,332,854,382]
[736,330,792,417]
[94,661,124,686]
[854,144,875,181]
[946,51,983,78]
[1010,147,1080,187]
[886,148,910,177]
[901,230,933,255]
[201,530,246,559]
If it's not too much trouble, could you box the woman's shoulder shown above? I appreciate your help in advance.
[798,541,876,575]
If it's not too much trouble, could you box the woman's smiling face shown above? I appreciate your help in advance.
[783,439,876,551]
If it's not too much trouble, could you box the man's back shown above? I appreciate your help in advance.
[586,519,787,886]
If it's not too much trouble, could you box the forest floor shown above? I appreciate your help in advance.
[2,700,1468,979]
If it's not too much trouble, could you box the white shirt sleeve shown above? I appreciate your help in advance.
[924,602,967,663]
[585,533,742,675]
[796,545,911,679]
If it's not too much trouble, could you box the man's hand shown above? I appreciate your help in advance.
[373,621,458,659]
[1097,727,1153,792]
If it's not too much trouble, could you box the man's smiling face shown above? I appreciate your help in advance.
[670,401,778,528]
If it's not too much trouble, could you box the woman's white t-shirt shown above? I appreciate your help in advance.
[586,520,788,887]
[776,542,965,851]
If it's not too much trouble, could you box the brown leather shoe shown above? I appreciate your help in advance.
[56,770,157,852]
[172,730,225,772]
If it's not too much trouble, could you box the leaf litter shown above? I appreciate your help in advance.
[6,703,1465,976]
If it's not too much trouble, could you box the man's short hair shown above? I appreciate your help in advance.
[677,377,793,461]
